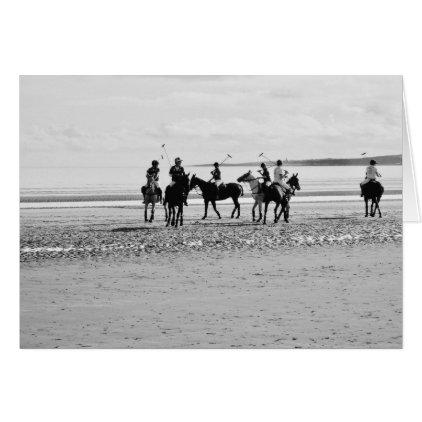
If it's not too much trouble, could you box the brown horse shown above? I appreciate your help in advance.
[362,180,384,217]
[189,174,243,219]
[163,173,190,227]
[275,173,301,223]
[263,173,301,224]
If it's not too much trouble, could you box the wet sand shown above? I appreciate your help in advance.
[20,200,402,348]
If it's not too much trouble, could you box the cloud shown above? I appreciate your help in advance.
[20,76,402,165]
[20,124,161,153]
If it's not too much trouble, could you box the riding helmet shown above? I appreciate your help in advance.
[175,157,182,163]
[261,162,266,168]
[214,162,219,167]
[277,159,282,166]
[152,160,159,166]
[370,159,377,165]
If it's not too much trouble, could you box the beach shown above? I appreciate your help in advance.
[20,199,402,348]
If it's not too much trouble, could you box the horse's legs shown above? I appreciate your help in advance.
[171,205,176,226]
[164,201,168,221]
[257,201,262,222]
[211,200,221,219]
[274,202,280,223]
[374,197,382,218]
[370,200,375,217]
[175,205,181,228]
[231,197,240,219]
[144,202,148,222]
[149,202,155,223]
[276,202,284,223]
[284,203,290,223]
[202,200,209,220]
[364,198,368,217]
[165,204,171,226]
[180,205,184,226]
[252,201,257,221]
[263,201,269,225]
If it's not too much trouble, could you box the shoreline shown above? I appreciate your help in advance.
[20,194,402,209]
[20,189,402,203]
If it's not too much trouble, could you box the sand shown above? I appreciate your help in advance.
[20,200,402,348]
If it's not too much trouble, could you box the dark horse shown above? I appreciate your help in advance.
[362,180,384,217]
[189,174,244,219]
[263,173,301,225]
[163,173,190,227]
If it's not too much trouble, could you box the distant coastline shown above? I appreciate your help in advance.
[195,154,402,167]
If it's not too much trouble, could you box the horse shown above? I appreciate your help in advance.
[237,170,265,222]
[142,175,160,223]
[163,173,190,227]
[189,174,243,220]
[362,180,384,217]
[262,173,301,225]
[275,173,301,223]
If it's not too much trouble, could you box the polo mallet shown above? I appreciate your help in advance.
[258,152,277,167]
[220,153,232,165]
[208,154,232,182]
[161,144,171,166]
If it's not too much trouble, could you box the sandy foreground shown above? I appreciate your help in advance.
[20,200,402,348]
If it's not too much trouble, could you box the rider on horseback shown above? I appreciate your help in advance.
[142,160,162,204]
[210,162,222,199]
[273,159,291,199]
[360,159,382,197]
[258,163,271,186]
[169,157,188,206]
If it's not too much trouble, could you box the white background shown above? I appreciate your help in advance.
[1,1,421,421]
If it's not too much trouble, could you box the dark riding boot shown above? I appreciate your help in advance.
[158,188,163,204]
[183,194,188,207]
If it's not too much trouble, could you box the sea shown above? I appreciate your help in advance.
[20,165,402,208]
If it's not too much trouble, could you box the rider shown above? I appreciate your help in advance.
[273,159,291,199]
[210,162,222,199]
[169,157,188,206]
[360,159,382,197]
[258,162,271,186]
[142,160,162,204]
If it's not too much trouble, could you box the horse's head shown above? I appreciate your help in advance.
[146,174,155,190]
[182,172,190,193]
[288,173,301,191]
[189,174,197,191]
[237,170,252,183]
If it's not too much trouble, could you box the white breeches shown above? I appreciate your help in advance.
[215,180,223,187]
[276,180,290,190]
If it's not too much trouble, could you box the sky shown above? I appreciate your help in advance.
[20,76,402,167]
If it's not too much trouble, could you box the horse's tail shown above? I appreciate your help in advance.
[238,184,244,196]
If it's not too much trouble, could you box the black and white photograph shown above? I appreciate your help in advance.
[20,75,403,348]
